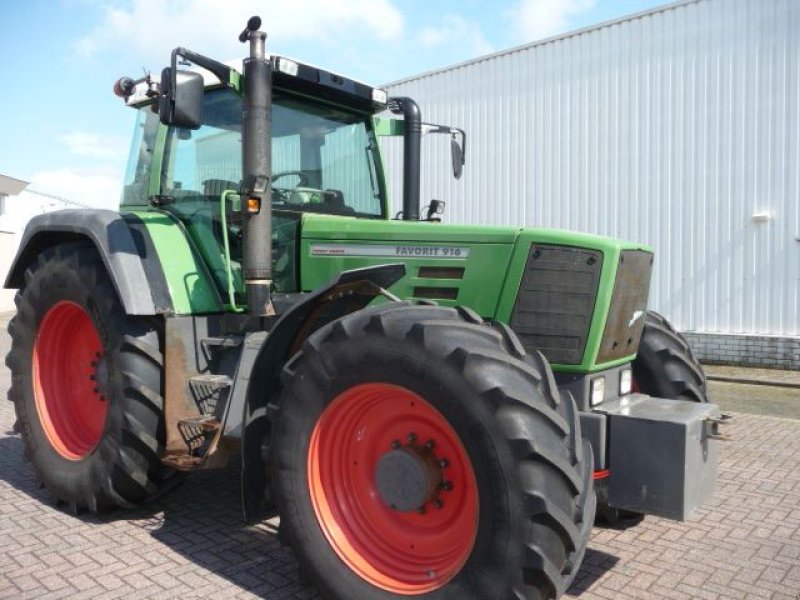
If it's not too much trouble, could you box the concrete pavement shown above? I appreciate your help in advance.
[1,322,799,599]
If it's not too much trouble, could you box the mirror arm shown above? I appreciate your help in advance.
[420,123,466,165]
[170,47,234,89]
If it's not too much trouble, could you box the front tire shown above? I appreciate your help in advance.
[6,243,177,512]
[274,303,594,600]
[632,311,708,402]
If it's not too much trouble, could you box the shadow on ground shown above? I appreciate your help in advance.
[0,435,314,597]
[0,433,619,598]
[566,547,619,596]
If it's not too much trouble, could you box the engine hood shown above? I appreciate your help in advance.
[300,213,520,244]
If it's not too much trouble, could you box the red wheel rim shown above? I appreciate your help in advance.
[308,383,479,595]
[32,301,107,460]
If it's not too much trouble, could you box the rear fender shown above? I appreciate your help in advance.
[4,209,171,315]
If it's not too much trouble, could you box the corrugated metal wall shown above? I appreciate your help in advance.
[382,0,799,336]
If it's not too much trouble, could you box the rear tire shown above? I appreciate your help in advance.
[6,243,177,512]
[273,303,595,600]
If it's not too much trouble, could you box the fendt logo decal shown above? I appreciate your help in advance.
[310,244,471,259]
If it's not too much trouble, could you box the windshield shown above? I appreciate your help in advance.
[158,88,384,218]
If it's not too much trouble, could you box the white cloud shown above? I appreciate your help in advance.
[57,132,129,162]
[510,0,596,42]
[75,0,404,62]
[29,167,122,210]
[418,15,493,58]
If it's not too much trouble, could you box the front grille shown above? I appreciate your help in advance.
[510,244,603,365]
[597,250,653,364]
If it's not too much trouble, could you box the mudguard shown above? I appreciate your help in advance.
[240,263,406,521]
[4,209,172,315]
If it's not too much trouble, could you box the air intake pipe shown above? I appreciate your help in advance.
[389,97,421,221]
[240,17,274,317]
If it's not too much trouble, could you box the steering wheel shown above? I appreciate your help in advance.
[272,170,311,187]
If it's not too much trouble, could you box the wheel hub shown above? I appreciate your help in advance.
[91,351,109,401]
[375,441,443,512]
[307,383,478,594]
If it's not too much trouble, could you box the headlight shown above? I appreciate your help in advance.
[620,369,633,396]
[591,377,605,407]
[277,57,299,76]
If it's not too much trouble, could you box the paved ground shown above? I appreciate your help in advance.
[1,321,799,599]
[707,380,800,420]
[705,365,800,387]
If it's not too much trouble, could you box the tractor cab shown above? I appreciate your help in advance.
[120,57,390,304]
[119,54,462,307]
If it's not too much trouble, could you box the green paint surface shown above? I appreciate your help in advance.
[301,212,519,244]
[301,214,517,316]
[128,210,222,314]
[373,116,405,136]
[301,214,651,372]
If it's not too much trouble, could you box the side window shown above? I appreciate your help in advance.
[160,88,300,296]
[161,88,243,200]
[160,90,245,300]
[320,124,379,215]
[121,107,160,205]
[163,126,242,200]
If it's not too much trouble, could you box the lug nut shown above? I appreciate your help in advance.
[441,481,453,491]
[434,499,444,509]
[425,439,435,450]
[439,458,449,468]
[391,440,401,450]
[407,432,417,443]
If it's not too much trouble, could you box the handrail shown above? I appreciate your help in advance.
[220,190,245,312]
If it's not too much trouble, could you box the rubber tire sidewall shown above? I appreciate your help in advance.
[277,335,527,600]
[11,245,164,510]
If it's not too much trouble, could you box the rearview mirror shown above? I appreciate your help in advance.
[159,68,203,130]
[451,136,464,179]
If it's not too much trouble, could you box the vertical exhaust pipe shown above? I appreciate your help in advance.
[389,97,421,221]
[240,17,274,317]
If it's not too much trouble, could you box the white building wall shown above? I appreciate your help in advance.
[383,0,799,337]
[0,189,76,313]
[0,231,16,313]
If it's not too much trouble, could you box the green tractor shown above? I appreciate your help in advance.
[5,18,726,600]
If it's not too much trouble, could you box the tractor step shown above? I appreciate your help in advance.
[175,414,221,457]
[189,374,232,415]
[189,373,233,388]
[161,412,224,471]
[201,335,244,349]
[200,335,245,365]
[177,414,221,430]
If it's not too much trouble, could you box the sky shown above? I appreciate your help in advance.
[0,0,666,208]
